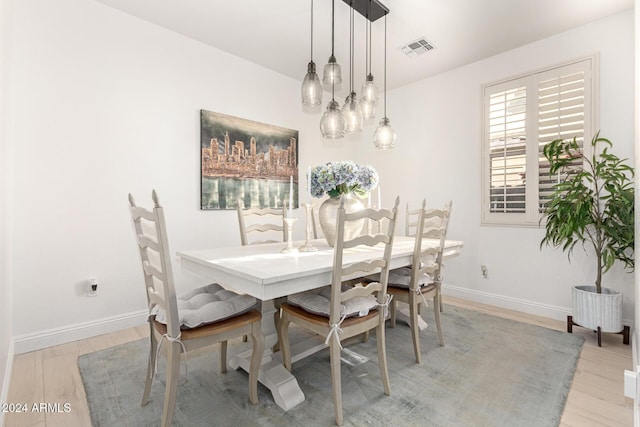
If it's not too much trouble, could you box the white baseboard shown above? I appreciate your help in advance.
[443,283,634,326]
[443,283,572,321]
[0,338,15,427]
[13,310,148,355]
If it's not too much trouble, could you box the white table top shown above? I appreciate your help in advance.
[177,236,463,301]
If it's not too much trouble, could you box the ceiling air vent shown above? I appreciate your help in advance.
[401,37,436,58]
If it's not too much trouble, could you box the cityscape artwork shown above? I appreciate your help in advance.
[200,109,299,210]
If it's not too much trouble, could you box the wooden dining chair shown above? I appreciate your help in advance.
[386,200,452,364]
[404,202,423,236]
[277,195,400,426]
[407,201,447,312]
[236,196,287,245]
[129,190,264,427]
[236,196,288,346]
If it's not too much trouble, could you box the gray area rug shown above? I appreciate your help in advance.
[78,306,584,427]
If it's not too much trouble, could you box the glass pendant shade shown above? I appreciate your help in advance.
[320,99,346,139]
[374,117,396,150]
[373,13,394,150]
[361,74,378,102]
[301,61,322,110]
[322,56,342,90]
[342,92,363,133]
[361,98,376,120]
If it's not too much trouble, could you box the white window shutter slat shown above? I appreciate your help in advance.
[482,57,595,226]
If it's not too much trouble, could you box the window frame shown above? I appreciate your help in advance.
[481,55,599,227]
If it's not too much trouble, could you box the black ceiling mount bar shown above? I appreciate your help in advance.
[342,0,389,22]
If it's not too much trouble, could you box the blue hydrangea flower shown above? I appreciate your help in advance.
[309,161,378,198]
[357,164,379,192]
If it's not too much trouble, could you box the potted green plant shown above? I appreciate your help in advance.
[540,131,634,346]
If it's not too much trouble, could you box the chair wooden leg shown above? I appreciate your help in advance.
[409,297,421,364]
[376,318,391,396]
[438,292,444,312]
[389,299,397,328]
[161,342,182,427]
[277,311,292,372]
[433,295,444,346]
[272,309,281,353]
[247,321,264,405]
[272,297,286,352]
[141,326,157,406]
[330,339,343,426]
[219,340,228,373]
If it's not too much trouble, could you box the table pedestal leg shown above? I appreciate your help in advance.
[229,300,306,411]
[395,302,429,331]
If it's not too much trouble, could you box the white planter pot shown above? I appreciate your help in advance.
[572,285,622,333]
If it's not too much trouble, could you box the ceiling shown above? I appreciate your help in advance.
[95,0,633,97]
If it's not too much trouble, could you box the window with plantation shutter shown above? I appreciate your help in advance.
[481,57,596,226]
[487,82,527,215]
[537,65,588,212]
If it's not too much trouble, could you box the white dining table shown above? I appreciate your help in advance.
[177,236,463,411]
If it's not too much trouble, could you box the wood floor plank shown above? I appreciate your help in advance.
[5,351,45,427]
[5,299,634,426]
[41,354,91,427]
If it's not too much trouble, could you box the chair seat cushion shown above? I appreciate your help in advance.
[369,267,432,289]
[287,285,378,318]
[152,283,258,329]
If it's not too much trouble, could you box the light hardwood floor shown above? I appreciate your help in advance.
[4,296,634,427]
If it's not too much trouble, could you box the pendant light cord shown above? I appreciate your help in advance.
[331,0,335,56]
[365,19,369,75]
[367,20,371,75]
[350,5,354,92]
[332,0,336,101]
[310,0,314,61]
[366,0,372,76]
[383,12,387,117]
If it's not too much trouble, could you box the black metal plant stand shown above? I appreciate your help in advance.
[567,315,630,347]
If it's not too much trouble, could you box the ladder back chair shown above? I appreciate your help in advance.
[236,197,287,245]
[386,200,452,364]
[129,190,264,427]
[401,201,446,312]
[236,196,288,346]
[404,202,423,237]
[277,195,400,426]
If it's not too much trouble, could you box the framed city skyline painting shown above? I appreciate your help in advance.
[200,109,299,210]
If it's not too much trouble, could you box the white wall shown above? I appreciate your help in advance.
[7,0,636,354]
[636,0,640,337]
[634,3,639,425]
[371,11,635,322]
[0,0,15,416]
[9,0,354,352]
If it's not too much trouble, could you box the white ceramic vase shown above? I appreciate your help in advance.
[318,195,365,247]
[572,285,623,333]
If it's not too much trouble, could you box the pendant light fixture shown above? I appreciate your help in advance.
[341,4,363,133]
[361,3,378,120]
[301,0,322,112]
[320,0,346,139]
[320,99,346,139]
[322,0,342,90]
[373,12,395,149]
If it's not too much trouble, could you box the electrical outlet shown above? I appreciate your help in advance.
[480,265,488,278]
[88,277,99,297]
